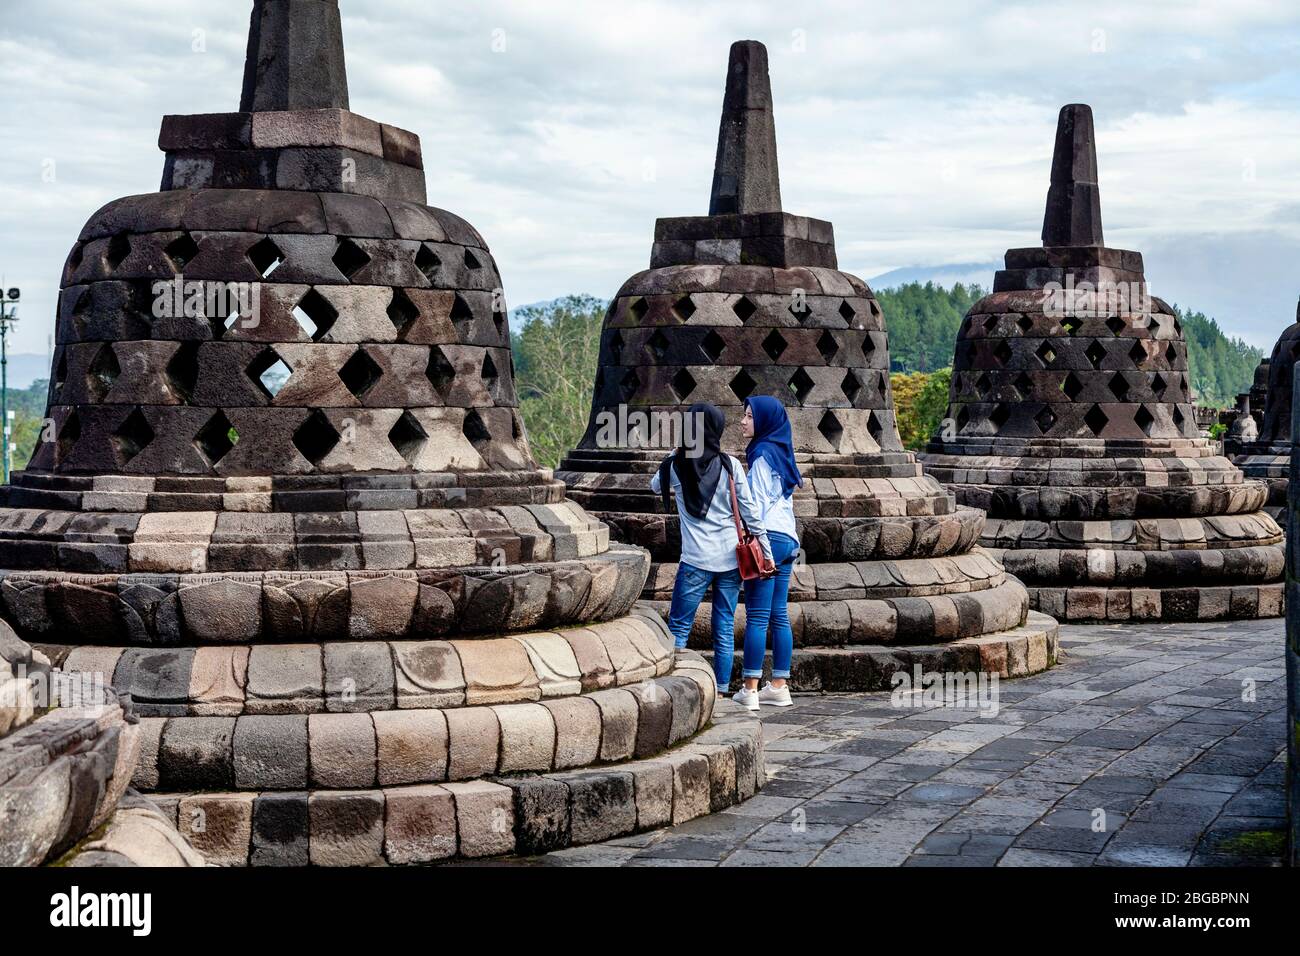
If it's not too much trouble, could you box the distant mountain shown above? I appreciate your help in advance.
[868,262,999,292]
[0,354,51,391]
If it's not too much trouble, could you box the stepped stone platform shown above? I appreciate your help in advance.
[0,0,763,863]
[0,622,201,866]
[558,40,1056,690]
[1226,300,1300,521]
[919,105,1284,623]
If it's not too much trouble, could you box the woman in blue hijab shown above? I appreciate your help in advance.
[733,395,803,710]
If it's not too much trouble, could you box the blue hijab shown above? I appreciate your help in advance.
[745,396,802,497]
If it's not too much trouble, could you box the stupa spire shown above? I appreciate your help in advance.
[708,40,781,215]
[239,0,350,112]
[1041,103,1103,247]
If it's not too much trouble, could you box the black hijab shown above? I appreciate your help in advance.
[668,402,727,520]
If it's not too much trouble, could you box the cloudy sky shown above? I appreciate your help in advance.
[1,0,1298,361]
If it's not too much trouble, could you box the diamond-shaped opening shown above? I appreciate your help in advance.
[1151,372,1168,399]
[87,344,120,402]
[426,346,456,396]
[983,315,999,332]
[817,410,844,449]
[733,296,758,324]
[672,295,696,321]
[956,406,970,432]
[450,293,474,328]
[387,288,419,335]
[1084,404,1109,436]
[1036,342,1057,366]
[1129,340,1147,366]
[389,410,428,466]
[194,411,237,467]
[1061,373,1083,401]
[493,308,506,339]
[975,372,992,398]
[1062,316,1082,336]
[608,331,625,364]
[54,349,68,393]
[1108,373,1130,401]
[247,347,291,400]
[817,331,838,362]
[464,250,483,271]
[701,330,726,363]
[165,341,200,404]
[993,341,1013,366]
[56,409,80,466]
[1173,317,1182,335]
[164,232,200,271]
[332,237,371,280]
[1034,407,1057,434]
[293,410,341,466]
[789,368,815,403]
[113,407,154,465]
[1106,316,1126,335]
[1017,315,1033,334]
[839,300,856,322]
[1013,372,1033,399]
[671,368,697,401]
[647,330,670,362]
[867,410,883,446]
[990,403,1011,431]
[462,409,491,449]
[1085,340,1106,369]
[619,368,639,402]
[1172,406,1185,429]
[729,369,756,401]
[481,352,499,388]
[293,289,338,341]
[1135,404,1154,436]
[1165,343,1177,363]
[862,334,876,359]
[762,330,788,362]
[339,348,382,400]
[105,234,131,272]
[247,237,284,278]
[414,244,441,283]
[841,370,863,404]
[629,298,649,323]
[789,299,812,324]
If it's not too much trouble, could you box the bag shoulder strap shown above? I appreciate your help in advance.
[721,457,748,538]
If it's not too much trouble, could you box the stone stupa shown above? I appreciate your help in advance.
[0,0,763,865]
[558,40,1059,691]
[920,105,1284,622]
[1226,304,1299,520]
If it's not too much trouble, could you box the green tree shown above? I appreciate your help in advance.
[512,295,607,469]
[890,368,952,450]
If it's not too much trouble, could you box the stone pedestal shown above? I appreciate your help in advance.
[557,41,1058,691]
[919,105,1284,622]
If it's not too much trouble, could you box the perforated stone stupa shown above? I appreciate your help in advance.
[558,41,1058,692]
[1,0,764,865]
[920,105,1284,623]
[1226,301,1300,520]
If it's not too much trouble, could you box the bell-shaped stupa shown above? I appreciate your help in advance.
[920,105,1284,622]
[2,0,763,865]
[1226,303,1299,519]
[559,41,1059,691]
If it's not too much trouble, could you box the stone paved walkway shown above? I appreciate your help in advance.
[519,620,1288,867]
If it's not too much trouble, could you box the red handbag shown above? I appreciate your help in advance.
[724,461,775,581]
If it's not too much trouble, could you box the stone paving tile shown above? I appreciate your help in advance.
[507,619,1288,867]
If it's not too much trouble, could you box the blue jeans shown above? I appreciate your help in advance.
[742,532,799,680]
[666,562,741,689]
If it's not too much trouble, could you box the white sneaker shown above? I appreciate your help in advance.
[757,682,793,707]
[732,686,760,711]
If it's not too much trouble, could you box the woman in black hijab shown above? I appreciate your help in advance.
[651,402,772,694]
